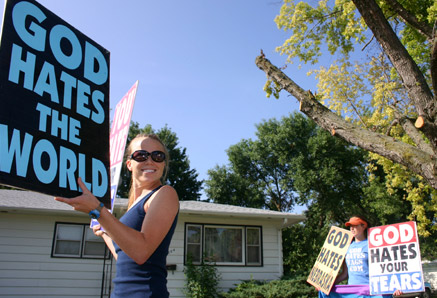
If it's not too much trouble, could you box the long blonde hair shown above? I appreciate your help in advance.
[126,134,169,208]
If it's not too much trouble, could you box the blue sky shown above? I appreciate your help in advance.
[1,0,316,203]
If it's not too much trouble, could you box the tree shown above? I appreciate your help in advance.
[206,113,321,211]
[256,0,437,235]
[117,122,202,201]
[282,205,331,276]
[205,113,437,273]
[206,112,407,219]
[205,165,265,208]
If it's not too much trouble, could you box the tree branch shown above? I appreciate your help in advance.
[396,114,434,156]
[384,0,433,40]
[351,0,437,153]
[431,24,437,101]
[255,54,437,189]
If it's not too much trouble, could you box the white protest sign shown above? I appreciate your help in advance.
[307,226,354,294]
[368,221,424,295]
[90,81,138,228]
[108,81,138,209]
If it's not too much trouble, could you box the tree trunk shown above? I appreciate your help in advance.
[351,0,437,152]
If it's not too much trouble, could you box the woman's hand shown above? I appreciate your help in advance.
[393,289,403,296]
[54,177,101,214]
[92,224,105,237]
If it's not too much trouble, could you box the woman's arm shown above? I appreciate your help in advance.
[334,260,348,284]
[97,185,178,264]
[102,233,118,260]
[55,178,179,265]
[93,225,117,260]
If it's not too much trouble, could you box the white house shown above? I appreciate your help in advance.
[423,261,437,290]
[0,189,305,297]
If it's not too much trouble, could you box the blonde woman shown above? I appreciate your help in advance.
[55,134,179,297]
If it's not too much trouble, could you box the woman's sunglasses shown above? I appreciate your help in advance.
[130,150,166,163]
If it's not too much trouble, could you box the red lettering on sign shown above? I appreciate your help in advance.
[368,222,417,248]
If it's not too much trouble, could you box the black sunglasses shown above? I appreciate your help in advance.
[130,150,166,163]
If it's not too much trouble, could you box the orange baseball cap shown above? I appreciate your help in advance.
[345,217,368,228]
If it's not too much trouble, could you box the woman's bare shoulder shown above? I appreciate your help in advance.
[158,185,178,199]
[150,185,179,209]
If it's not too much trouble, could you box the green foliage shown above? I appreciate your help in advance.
[282,208,331,276]
[205,112,416,221]
[206,111,437,272]
[275,0,366,65]
[419,231,437,260]
[290,123,370,220]
[221,276,315,298]
[206,165,265,208]
[206,113,321,211]
[263,79,282,99]
[275,0,434,66]
[184,256,221,298]
[270,0,437,236]
[117,122,202,201]
[206,112,373,216]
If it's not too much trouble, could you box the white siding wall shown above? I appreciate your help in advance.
[0,209,288,297]
[166,213,285,298]
[422,261,437,290]
[0,212,106,297]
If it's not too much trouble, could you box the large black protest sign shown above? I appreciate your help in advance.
[0,0,110,205]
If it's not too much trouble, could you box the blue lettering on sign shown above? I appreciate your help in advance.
[78,153,91,191]
[76,80,91,118]
[0,124,33,177]
[33,61,59,103]
[33,139,58,184]
[59,146,77,190]
[370,272,423,295]
[92,158,107,197]
[91,90,105,124]
[8,43,107,124]
[84,42,108,85]
[0,124,107,198]
[59,72,76,110]
[11,0,108,86]
[12,1,47,52]
[49,24,82,70]
[36,103,82,145]
[8,44,36,91]
[1,0,109,199]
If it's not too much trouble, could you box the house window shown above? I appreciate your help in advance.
[52,223,108,259]
[186,224,202,263]
[246,227,262,265]
[185,224,262,266]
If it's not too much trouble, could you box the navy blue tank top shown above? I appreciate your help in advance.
[111,186,178,298]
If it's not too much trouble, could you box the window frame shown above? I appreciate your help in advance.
[184,223,263,267]
[245,226,262,266]
[51,222,109,259]
[204,224,245,266]
[185,223,203,264]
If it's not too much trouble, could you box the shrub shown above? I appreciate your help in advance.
[184,256,221,298]
[221,275,316,298]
